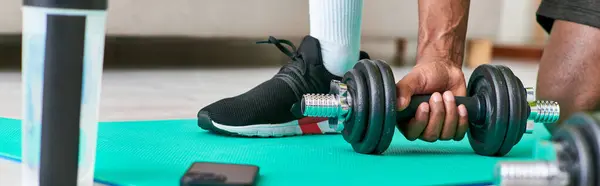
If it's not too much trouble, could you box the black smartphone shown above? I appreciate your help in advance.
[180,162,259,186]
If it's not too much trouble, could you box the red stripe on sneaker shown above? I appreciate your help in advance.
[298,117,327,134]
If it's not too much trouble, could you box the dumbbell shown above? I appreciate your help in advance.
[495,112,600,186]
[300,59,560,156]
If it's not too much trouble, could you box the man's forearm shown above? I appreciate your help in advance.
[417,0,470,67]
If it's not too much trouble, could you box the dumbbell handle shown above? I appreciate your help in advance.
[397,95,561,124]
[396,95,485,124]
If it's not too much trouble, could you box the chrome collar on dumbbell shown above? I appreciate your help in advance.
[495,141,571,186]
[302,81,560,133]
[301,80,352,131]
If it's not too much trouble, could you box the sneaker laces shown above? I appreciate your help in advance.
[256,36,317,96]
[256,36,299,60]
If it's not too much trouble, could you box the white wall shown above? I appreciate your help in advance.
[0,0,536,42]
[496,0,539,44]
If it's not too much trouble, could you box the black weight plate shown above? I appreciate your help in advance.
[551,125,594,186]
[563,112,600,186]
[350,60,385,154]
[466,64,509,156]
[495,65,527,156]
[341,69,368,143]
[513,75,528,145]
[372,59,398,154]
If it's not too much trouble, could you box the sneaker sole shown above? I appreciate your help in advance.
[197,111,340,137]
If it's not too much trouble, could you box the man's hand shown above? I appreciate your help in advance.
[402,0,471,142]
[396,61,469,142]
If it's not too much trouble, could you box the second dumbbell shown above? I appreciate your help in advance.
[496,111,600,186]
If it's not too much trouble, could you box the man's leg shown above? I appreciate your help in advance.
[309,0,364,77]
[535,0,600,133]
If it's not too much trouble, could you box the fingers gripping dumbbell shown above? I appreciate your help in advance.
[300,59,560,156]
[496,112,600,186]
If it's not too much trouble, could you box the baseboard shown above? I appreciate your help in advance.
[0,34,543,70]
[492,44,543,61]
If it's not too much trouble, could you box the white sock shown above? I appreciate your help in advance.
[309,0,363,77]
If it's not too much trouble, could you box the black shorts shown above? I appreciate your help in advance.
[537,0,600,33]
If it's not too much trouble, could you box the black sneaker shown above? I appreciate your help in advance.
[197,35,370,137]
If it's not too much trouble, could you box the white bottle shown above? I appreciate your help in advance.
[21,0,108,186]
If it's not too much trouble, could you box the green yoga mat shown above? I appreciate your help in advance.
[0,117,551,186]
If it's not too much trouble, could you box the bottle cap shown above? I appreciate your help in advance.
[24,0,107,10]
